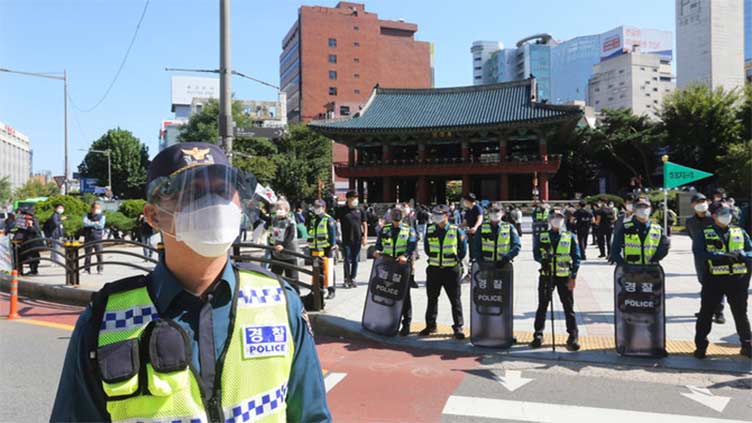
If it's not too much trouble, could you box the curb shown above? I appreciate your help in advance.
[0,274,91,306]
[308,313,752,375]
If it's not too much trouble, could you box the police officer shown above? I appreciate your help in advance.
[686,193,725,323]
[692,201,752,359]
[612,197,670,266]
[373,208,417,336]
[50,142,330,421]
[573,200,593,260]
[83,202,106,275]
[269,198,299,284]
[530,208,581,351]
[421,205,468,339]
[531,200,548,226]
[471,206,521,268]
[308,198,338,299]
[594,199,615,259]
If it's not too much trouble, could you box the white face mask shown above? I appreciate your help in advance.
[489,213,503,222]
[695,202,708,213]
[314,207,324,215]
[276,210,287,218]
[431,214,446,224]
[717,214,732,226]
[550,217,564,229]
[625,203,633,212]
[403,207,411,215]
[93,209,102,215]
[349,199,359,207]
[635,207,651,220]
[172,196,242,257]
[56,208,64,214]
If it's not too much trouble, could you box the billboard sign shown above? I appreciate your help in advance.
[600,26,673,61]
[171,76,220,107]
[80,178,98,194]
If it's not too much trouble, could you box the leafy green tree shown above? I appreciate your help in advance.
[0,176,11,205]
[35,195,88,238]
[119,199,147,219]
[78,128,150,199]
[660,84,743,174]
[233,137,279,186]
[551,125,600,197]
[271,124,332,205]
[14,179,60,199]
[717,140,752,197]
[738,83,751,142]
[177,98,253,143]
[105,211,136,234]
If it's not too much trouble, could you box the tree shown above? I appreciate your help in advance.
[14,179,60,199]
[660,84,743,174]
[717,140,752,197]
[551,125,600,197]
[35,195,89,238]
[78,128,150,199]
[271,124,332,205]
[177,98,253,143]
[233,137,279,186]
[0,176,11,205]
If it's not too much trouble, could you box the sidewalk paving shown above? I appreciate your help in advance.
[3,233,750,373]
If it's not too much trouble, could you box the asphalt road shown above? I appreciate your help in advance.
[1,294,750,423]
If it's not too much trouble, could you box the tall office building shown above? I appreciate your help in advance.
[0,122,32,192]
[472,26,672,104]
[588,49,675,119]
[676,0,745,90]
[745,0,751,80]
[280,2,432,123]
[471,41,503,85]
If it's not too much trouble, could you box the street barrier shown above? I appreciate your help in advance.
[614,264,667,357]
[470,261,514,348]
[0,235,11,273]
[8,269,19,319]
[361,256,411,336]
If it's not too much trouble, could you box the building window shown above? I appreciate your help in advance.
[328,38,337,47]
[354,57,360,63]
[474,66,482,71]
[329,70,337,80]
[619,94,625,98]
[653,87,658,92]
[340,106,350,116]
[354,41,360,47]
[619,69,624,74]
[474,76,481,80]
[619,81,624,86]
[607,84,613,88]
[353,25,359,31]
[474,57,481,62]
[654,100,658,104]
[354,73,360,79]
[595,100,600,105]
[653,68,658,72]
[594,87,600,92]
[354,89,361,94]
[645,93,651,97]
[328,54,337,64]
[608,97,614,101]
[646,104,652,108]
[640,67,645,71]
[329,87,337,96]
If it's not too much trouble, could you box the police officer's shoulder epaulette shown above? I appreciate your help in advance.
[234,262,288,286]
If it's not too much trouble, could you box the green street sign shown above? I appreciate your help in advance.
[663,161,713,189]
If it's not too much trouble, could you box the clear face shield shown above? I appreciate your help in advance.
[147,165,259,257]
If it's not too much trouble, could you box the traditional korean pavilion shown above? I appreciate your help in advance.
[308,78,582,203]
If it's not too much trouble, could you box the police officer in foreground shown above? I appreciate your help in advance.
[421,205,468,339]
[611,197,670,266]
[692,201,752,359]
[51,142,331,422]
[530,208,581,351]
[471,206,521,268]
[686,193,725,323]
[373,208,417,336]
[308,198,338,299]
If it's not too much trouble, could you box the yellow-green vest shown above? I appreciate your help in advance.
[380,224,411,257]
[480,222,512,261]
[538,230,573,277]
[308,214,332,250]
[94,269,294,423]
[703,226,748,276]
[622,221,662,265]
[426,224,459,268]
[533,208,548,223]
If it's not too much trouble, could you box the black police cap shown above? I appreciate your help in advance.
[146,142,230,189]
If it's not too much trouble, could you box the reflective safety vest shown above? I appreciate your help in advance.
[308,214,332,250]
[93,268,294,423]
[622,221,663,265]
[703,226,748,276]
[380,224,411,257]
[538,230,573,277]
[426,224,460,268]
[480,222,512,262]
[533,208,548,223]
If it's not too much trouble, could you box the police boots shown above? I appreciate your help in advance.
[529,334,543,349]
[566,335,580,352]
[741,342,752,358]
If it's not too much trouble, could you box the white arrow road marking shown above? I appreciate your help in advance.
[494,370,534,392]
[442,396,748,423]
[680,385,731,413]
[324,372,347,393]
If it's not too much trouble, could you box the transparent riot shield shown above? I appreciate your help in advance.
[361,255,411,336]
[470,261,514,348]
[614,264,666,357]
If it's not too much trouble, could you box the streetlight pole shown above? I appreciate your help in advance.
[0,68,70,194]
[86,149,111,194]
[219,0,234,161]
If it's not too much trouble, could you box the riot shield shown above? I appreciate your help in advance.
[614,264,666,357]
[470,261,514,348]
[361,256,411,336]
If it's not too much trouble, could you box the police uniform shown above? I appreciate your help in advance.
[422,206,468,338]
[471,219,521,266]
[692,210,752,358]
[531,212,581,348]
[50,142,331,422]
[307,201,338,298]
[612,219,669,266]
[374,220,417,335]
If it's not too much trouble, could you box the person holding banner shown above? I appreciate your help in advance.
[373,208,417,336]
[692,201,752,359]
[308,199,338,299]
[530,208,581,351]
[420,205,468,339]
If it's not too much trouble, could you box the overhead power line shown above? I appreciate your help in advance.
[70,0,150,113]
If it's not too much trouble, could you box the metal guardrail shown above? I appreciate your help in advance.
[10,238,326,311]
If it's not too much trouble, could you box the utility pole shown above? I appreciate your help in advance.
[219,0,234,161]
[0,68,70,193]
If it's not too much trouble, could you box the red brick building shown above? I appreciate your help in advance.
[279,1,432,196]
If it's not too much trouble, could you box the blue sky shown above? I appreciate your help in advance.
[0,0,674,177]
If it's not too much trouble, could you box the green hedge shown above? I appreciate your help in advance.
[35,195,89,238]
[104,211,137,233]
[119,199,146,219]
